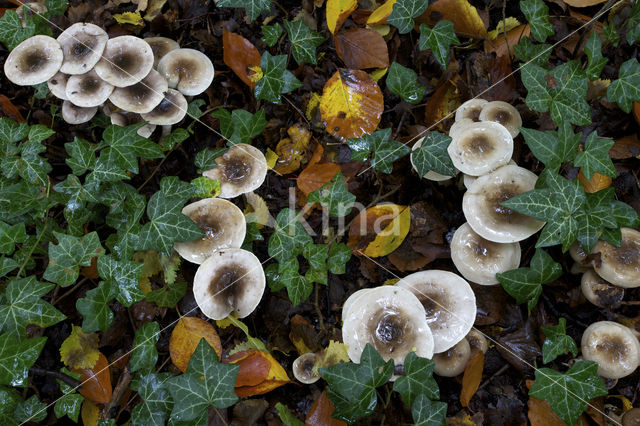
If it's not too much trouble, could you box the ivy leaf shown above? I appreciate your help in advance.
[275,402,304,426]
[0,10,36,50]
[76,281,115,333]
[584,31,607,81]
[392,352,439,407]
[513,37,551,66]
[97,255,144,307]
[625,0,640,44]
[0,276,65,338]
[268,208,312,263]
[307,171,355,217]
[283,20,324,65]
[194,148,226,172]
[130,321,160,373]
[131,372,173,426]
[412,394,448,426]
[607,58,640,113]
[101,124,163,173]
[388,0,430,34]
[216,0,271,21]
[0,257,18,278]
[160,128,189,151]
[410,130,456,177]
[54,391,83,422]
[520,0,553,42]
[386,62,426,104]
[43,231,104,287]
[418,21,459,69]
[147,281,188,308]
[319,344,394,424]
[281,269,312,306]
[167,339,239,422]
[211,108,267,145]
[254,52,302,104]
[0,221,27,255]
[520,121,580,170]
[347,128,409,174]
[0,335,46,386]
[262,23,283,46]
[327,242,352,275]
[541,318,578,364]
[573,131,616,180]
[45,0,69,16]
[14,395,47,423]
[529,361,607,426]
[303,243,328,272]
[0,386,21,425]
[497,249,562,312]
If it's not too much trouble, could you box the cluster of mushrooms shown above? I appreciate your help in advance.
[4,23,214,133]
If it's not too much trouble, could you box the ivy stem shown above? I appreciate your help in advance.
[29,367,82,389]
[314,283,327,337]
[571,0,617,57]
[16,219,48,278]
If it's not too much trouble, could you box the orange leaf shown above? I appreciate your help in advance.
[0,94,25,122]
[485,24,530,57]
[226,350,291,397]
[80,400,100,426]
[169,317,222,373]
[633,102,640,125]
[326,0,358,34]
[367,0,396,26]
[424,74,461,132]
[417,0,487,39]
[274,123,312,174]
[578,170,612,193]
[306,390,347,426]
[527,397,567,426]
[335,28,389,69]
[223,30,262,88]
[320,69,383,140]
[71,352,112,404]
[564,0,606,6]
[297,163,342,196]
[610,134,640,159]
[460,351,484,407]
[347,204,408,253]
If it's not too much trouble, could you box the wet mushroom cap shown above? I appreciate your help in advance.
[592,227,640,288]
[449,118,474,139]
[65,69,114,107]
[396,270,476,353]
[433,338,471,377]
[292,353,320,384]
[581,270,624,309]
[455,99,487,122]
[465,329,488,355]
[193,248,265,320]
[109,69,168,114]
[448,121,513,176]
[47,72,69,100]
[61,100,97,124]
[94,36,154,87]
[463,165,544,243]
[451,222,521,286]
[144,36,180,68]
[4,35,64,86]
[479,101,522,138]
[569,241,589,263]
[203,144,268,198]
[140,88,188,125]
[174,198,247,264]
[57,22,108,74]
[342,286,434,364]
[581,321,640,379]
[157,48,214,96]
[622,408,640,426]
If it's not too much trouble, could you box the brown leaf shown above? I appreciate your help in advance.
[289,314,322,354]
[169,317,222,373]
[564,0,607,6]
[274,124,312,174]
[417,0,487,39]
[484,24,530,58]
[469,52,518,102]
[578,170,612,193]
[527,381,567,426]
[387,239,434,271]
[306,390,347,426]
[72,352,112,404]
[609,134,640,159]
[80,400,100,426]
[460,351,484,407]
[634,102,640,125]
[0,94,25,122]
[223,30,261,88]
[298,163,342,196]
[424,74,461,132]
[225,350,291,397]
[335,28,389,69]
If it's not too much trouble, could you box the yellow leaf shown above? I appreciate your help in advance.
[169,317,222,373]
[418,0,488,39]
[133,250,162,292]
[143,0,167,21]
[265,148,278,170]
[369,67,388,82]
[113,11,145,26]
[317,340,350,368]
[247,65,263,83]
[368,24,391,37]
[326,0,358,34]
[306,92,322,121]
[80,400,100,426]
[367,0,396,26]
[274,123,312,174]
[59,325,100,369]
[227,350,291,397]
[487,17,521,40]
[363,205,411,257]
[382,278,400,286]
[244,192,271,228]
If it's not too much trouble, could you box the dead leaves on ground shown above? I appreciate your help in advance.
[306,390,347,425]
[169,316,222,372]
[72,352,112,404]
[335,28,389,69]
[225,350,291,397]
[460,351,484,407]
[297,144,341,196]
[326,0,358,34]
[60,325,100,369]
[223,30,261,88]
[417,0,487,39]
[348,204,411,257]
[274,123,312,174]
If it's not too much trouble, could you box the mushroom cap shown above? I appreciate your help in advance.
[449,118,474,139]
[47,72,69,100]
[140,88,188,125]
[292,353,320,384]
[342,286,434,364]
[109,69,168,114]
[465,329,488,355]
[479,101,522,138]
[463,165,545,243]
[57,22,108,74]
[61,100,97,124]
[410,137,457,181]
[447,121,514,176]
[433,338,471,377]
[342,288,371,322]
[622,408,640,426]
[462,159,517,190]
[455,99,487,122]
[451,222,521,285]
[157,48,214,96]
[581,270,624,309]
[396,270,476,353]
[203,144,268,198]
[581,321,640,379]
[4,35,63,86]
[592,227,640,288]
[144,36,180,68]
[193,248,265,320]
[94,36,154,87]
[65,69,114,107]
[569,241,589,263]
[174,198,247,264]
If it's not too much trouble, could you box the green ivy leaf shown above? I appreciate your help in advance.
[97,255,144,307]
[410,130,455,177]
[191,177,221,199]
[0,221,27,255]
[186,99,206,120]
[520,0,553,42]
[101,124,164,173]
[212,108,267,145]
[0,386,22,425]
[0,182,42,222]
[607,58,640,113]
[254,52,302,104]
[0,10,36,50]
[281,269,312,306]
[53,372,83,423]
[625,0,640,45]
[541,318,578,364]
[45,0,69,15]
[529,361,607,426]
[275,402,304,425]
[160,128,190,151]
[130,321,160,373]
[303,243,328,272]
[411,394,448,426]
[584,31,607,81]
[146,281,188,308]
[307,171,355,217]
[513,37,551,66]
[573,131,616,180]
[217,0,271,21]
[386,62,426,104]
[283,20,324,65]
[262,23,283,46]
[14,395,46,423]
[520,121,580,170]
[131,372,173,426]
[0,335,46,386]
[268,208,312,263]
[43,231,104,287]
[194,148,226,172]
[0,257,18,278]
[418,21,459,69]
[388,0,430,34]
[76,282,115,333]
[392,352,439,407]
[347,128,409,174]
[327,242,352,274]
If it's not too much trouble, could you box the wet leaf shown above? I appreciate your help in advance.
[0,335,46,387]
[584,31,607,81]
[512,35,550,66]
[326,0,358,34]
[410,130,455,177]
[71,352,112,404]
[0,10,36,50]
[335,28,389,69]
[609,134,640,159]
[130,321,160,373]
[44,232,104,287]
[130,372,173,426]
[347,128,409,173]
[274,123,312,174]
[306,390,347,425]
[412,394,447,426]
[213,108,267,146]
[97,255,144,307]
[275,402,304,425]
[169,316,222,373]
[520,0,553,43]
[0,94,25,122]
[80,400,99,426]
[262,23,283,47]
[15,395,47,423]
[424,75,460,131]
[418,21,459,69]
[607,58,640,114]
[60,325,99,369]
[284,20,324,65]
[393,352,439,407]
[367,0,396,26]
[573,131,616,180]
[317,340,351,368]
[298,162,342,196]
[486,23,531,58]
[460,351,484,408]
[308,171,355,217]
[217,0,271,21]
[113,11,144,26]
[363,205,411,257]
[226,350,290,396]
[418,0,487,39]
[388,0,430,34]
[76,282,114,333]
[386,62,426,104]
[223,30,262,88]
[254,52,302,104]
[541,317,578,364]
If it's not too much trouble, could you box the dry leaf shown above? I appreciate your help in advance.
[564,0,607,6]
[80,400,100,426]
[424,74,460,132]
[633,102,640,125]
[143,0,167,21]
[306,390,347,426]
[335,28,390,69]
[326,0,358,34]
[113,11,144,26]
[460,351,484,407]
[0,94,25,122]
[169,316,222,373]
[320,69,384,140]
[244,192,272,228]
[297,144,342,196]
[363,205,411,257]
[527,396,567,425]
[347,204,411,257]
[306,92,322,122]
[317,340,350,368]
[578,170,612,193]
[265,148,278,169]
[274,123,312,174]
[60,325,100,369]
[417,0,487,39]
[223,30,262,88]
[609,134,640,159]
[367,0,396,26]
[485,24,530,57]
[289,314,320,355]
[71,352,112,404]
[487,17,521,40]
[226,350,291,397]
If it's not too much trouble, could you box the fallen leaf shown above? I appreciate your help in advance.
[320,69,384,140]
[0,94,25,122]
[113,11,144,26]
[169,316,222,373]
[578,170,612,193]
[306,92,322,122]
[81,256,99,279]
[274,123,312,174]
[564,0,607,6]
[71,352,112,404]
[358,205,411,257]
[348,204,410,254]
[143,0,167,21]
[424,74,460,132]
[487,17,521,40]
[60,325,100,369]
[226,350,291,397]
[527,379,566,426]
[460,351,484,407]
[306,390,347,426]
[326,0,358,34]
[317,340,350,368]
[223,30,262,88]
[609,134,640,159]
[417,0,487,39]
[297,163,342,196]
[289,314,320,355]
[367,0,396,26]
[265,148,278,169]
[485,24,530,57]
[446,411,477,425]
[387,239,435,271]
[80,400,100,426]
[369,67,388,82]
[335,28,390,69]
[244,192,272,228]
[634,102,640,125]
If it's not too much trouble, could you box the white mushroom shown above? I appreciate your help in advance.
[65,69,114,107]
[203,144,268,199]
[94,36,154,87]
[462,159,517,190]
[292,353,320,384]
[449,118,474,139]
[47,72,69,100]
[140,89,188,125]
[581,321,640,379]
[479,101,522,138]
[447,121,514,176]
[455,99,487,122]
[581,270,624,309]
[108,69,168,114]
[433,338,471,377]
[4,35,63,86]
[465,329,489,355]
[591,228,640,288]
[144,36,180,68]
[157,48,214,96]
[569,241,589,263]
[61,100,97,124]
[57,23,108,75]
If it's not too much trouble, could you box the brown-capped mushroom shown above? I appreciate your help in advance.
[65,69,114,107]
[479,101,522,138]
[466,329,488,355]
[581,270,624,309]
[292,353,320,384]
[622,408,640,426]
[592,228,640,288]
[569,241,589,263]
[140,89,188,125]
[581,321,640,379]
[144,36,180,68]
[203,144,268,199]
[61,100,96,124]
[447,121,514,176]
[94,36,154,87]
[57,23,108,74]
[157,48,214,96]
[433,338,471,377]
[47,71,69,100]
[4,35,63,86]
[455,99,487,122]
[109,69,168,114]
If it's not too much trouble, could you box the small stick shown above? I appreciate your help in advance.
[100,366,132,420]
[29,367,82,389]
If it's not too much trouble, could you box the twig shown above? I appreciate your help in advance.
[29,368,82,389]
[477,364,510,390]
[314,284,327,337]
[101,366,132,420]
[51,277,88,305]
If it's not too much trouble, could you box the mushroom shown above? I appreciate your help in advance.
[569,241,589,263]
[450,222,521,285]
[61,100,97,124]
[110,112,156,138]
[462,165,545,243]
[591,227,640,288]
[433,338,471,377]
[396,270,476,353]
[479,101,522,138]
[140,88,188,125]
[341,286,434,364]
[57,23,108,75]
[65,69,114,107]
[4,35,63,86]
[449,118,474,139]
[94,36,154,87]
[192,248,266,320]
[581,321,640,379]
[581,270,624,309]
[47,72,69,100]
[144,36,180,68]
[203,144,268,199]
[447,121,514,176]
[174,198,247,264]
[622,408,640,426]
[465,329,488,355]
[157,48,214,96]
[455,99,487,122]
[462,159,517,190]
[108,69,168,114]
[292,353,320,384]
